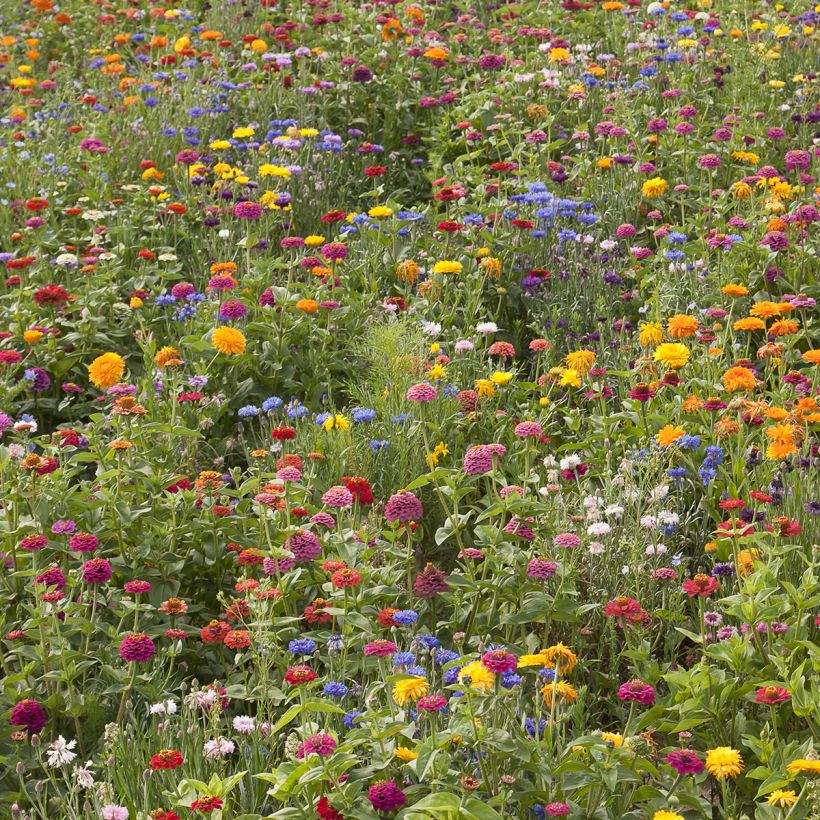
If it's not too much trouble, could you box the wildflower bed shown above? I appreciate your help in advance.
[1,0,819,818]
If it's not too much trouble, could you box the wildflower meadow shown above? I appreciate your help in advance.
[1,0,820,818]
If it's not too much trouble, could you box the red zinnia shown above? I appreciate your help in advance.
[754,685,790,705]
[150,749,184,770]
[285,664,318,685]
[191,795,223,814]
[682,574,719,598]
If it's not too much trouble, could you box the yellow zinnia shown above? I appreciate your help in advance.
[705,747,744,779]
[211,327,246,355]
[641,177,668,198]
[88,352,125,389]
[432,260,462,275]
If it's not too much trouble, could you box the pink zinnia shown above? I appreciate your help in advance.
[296,732,337,759]
[384,491,423,522]
[514,421,542,438]
[119,632,156,663]
[10,698,47,735]
[285,530,322,562]
[367,781,407,812]
[69,532,99,553]
[545,803,570,817]
[322,485,354,508]
[617,679,655,705]
[463,444,494,475]
[406,383,437,402]
[363,639,397,657]
[553,532,580,549]
[124,579,151,595]
[234,200,262,220]
[665,749,704,775]
[527,558,558,579]
[82,557,113,584]
[481,649,517,673]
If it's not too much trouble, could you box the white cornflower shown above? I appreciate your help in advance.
[658,510,679,524]
[476,321,498,335]
[421,321,441,337]
[73,761,95,789]
[46,736,77,767]
[640,515,658,529]
[588,541,605,555]
[149,699,178,716]
[605,504,625,518]
[587,522,611,537]
[559,454,581,471]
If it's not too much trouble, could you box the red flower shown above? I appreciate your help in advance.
[682,574,719,598]
[331,567,361,588]
[223,629,251,650]
[343,476,373,505]
[33,284,73,306]
[304,598,333,624]
[755,685,790,705]
[191,795,223,814]
[376,607,400,628]
[749,490,772,503]
[271,425,295,440]
[200,620,230,644]
[719,498,745,510]
[285,664,318,685]
[316,796,344,819]
[149,749,184,770]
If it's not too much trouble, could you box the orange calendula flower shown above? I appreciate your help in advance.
[656,425,685,447]
[211,327,246,355]
[88,352,125,389]
[722,366,756,393]
[667,314,699,339]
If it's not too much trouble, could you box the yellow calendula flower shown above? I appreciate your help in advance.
[490,371,513,386]
[304,235,325,246]
[209,139,231,150]
[548,47,571,63]
[601,732,624,748]
[705,747,744,779]
[654,343,690,369]
[232,126,255,139]
[656,424,685,447]
[427,363,446,381]
[23,329,44,345]
[392,676,429,706]
[653,812,684,820]
[457,661,495,693]
[88,352,125,389]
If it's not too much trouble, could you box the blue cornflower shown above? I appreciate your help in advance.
[288,638,316,655]
[323,682,349,697]
[392,610,418,625]
[238,405,259,418]
[262,396,283,412]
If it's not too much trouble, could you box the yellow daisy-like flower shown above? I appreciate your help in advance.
[656,424,685,447]
[475,379,495,398]
[653,343,690,369]
[541,643,577,674]
[491,371,513,386]
[565,350,596,374]
[232,126,254,139]
[88,352,126,389]
[786,758,820,775]
[541,680,578,707]
[432,260,463,275]
[641,177,668,198]
[734,317,766,331]
[638,322,664,347]
[322,414,349,432]
[518,653,552,669]
[705,746,744,779]
[765,789,798,807]
[368,206,393,218]
[211,327,246,356]
[559,368,581,388]
[23,329,44,345]
[802,350,820,365]
[392,676,429,707]
[458,660,496,693]
[601,732,624,748]
[653,812,684,820]
[394,747,419,762]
